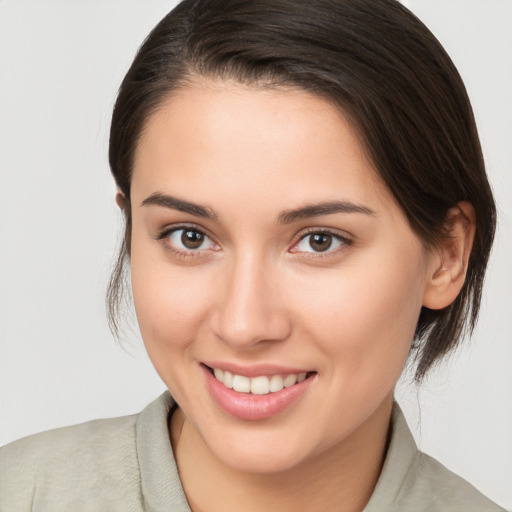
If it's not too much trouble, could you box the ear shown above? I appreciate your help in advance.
[422,201,476,310]
[115,189,126,210]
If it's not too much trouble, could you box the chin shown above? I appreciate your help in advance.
[219,446,309,475]
[201,423,319,474]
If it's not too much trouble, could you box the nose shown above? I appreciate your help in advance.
[211,251,292,350]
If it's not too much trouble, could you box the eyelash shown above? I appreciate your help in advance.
[155,224,217,259]
[291,228,353,258]
[155,224,353,259]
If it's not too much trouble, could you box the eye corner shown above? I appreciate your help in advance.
[155,224,220,258]
[289,229,353,258]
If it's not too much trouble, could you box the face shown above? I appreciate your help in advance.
[130,80,435,473]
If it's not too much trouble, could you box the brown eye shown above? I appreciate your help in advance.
[309,233,333,252]
[181,230,204,249]
[165,228,216,252]
[293,231,346,254]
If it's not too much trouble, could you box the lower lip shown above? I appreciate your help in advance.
[203,366,315,421]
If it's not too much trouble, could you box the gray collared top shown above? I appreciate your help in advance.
[0,392,506,511]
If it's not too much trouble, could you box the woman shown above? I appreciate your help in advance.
[0,0,507,510]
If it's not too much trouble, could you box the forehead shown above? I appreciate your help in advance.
[131,80,391,214]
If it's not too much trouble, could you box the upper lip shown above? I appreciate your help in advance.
[202,361,314,378]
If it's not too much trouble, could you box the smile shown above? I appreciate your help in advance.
[212,367,309,395]
[203,364,317,420]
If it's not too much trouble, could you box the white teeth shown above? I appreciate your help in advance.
[223,370,234,389]
[212,368,309,395]
[269,375,284,392]
[232,375,251,393]
[283,374,298,387]
[250,376,270,395]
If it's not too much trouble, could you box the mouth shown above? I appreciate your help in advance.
[202,363,317,420]
[204,364,317,395]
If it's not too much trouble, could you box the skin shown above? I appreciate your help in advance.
[127,79,474,512]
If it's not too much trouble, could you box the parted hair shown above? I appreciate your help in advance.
[108,0,496,381]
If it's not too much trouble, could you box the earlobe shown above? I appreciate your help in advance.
[115,190,126,210]
[422,202,476,310]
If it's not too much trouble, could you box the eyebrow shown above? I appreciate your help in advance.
[141,192,375,223]
[277,201,376,224]
[141,192,219,220]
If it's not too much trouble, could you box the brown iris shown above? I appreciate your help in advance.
[181,230,204,249]
[309,233,333,252]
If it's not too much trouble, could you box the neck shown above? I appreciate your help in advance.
[171,398,393,512]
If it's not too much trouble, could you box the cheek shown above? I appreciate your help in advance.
[292,246,426,369]
[129,241,214,357]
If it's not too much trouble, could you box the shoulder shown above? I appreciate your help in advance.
[400,450,506,512]
[0,413,141,511]
[389,405,506,512]
[0,411,139,465]
[366,403,507,512]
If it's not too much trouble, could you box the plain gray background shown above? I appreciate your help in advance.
[0,0,511,508]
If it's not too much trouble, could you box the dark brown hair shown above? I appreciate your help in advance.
[108,0,496,381]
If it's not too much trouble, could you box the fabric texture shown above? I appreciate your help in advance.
[0,392,505,511]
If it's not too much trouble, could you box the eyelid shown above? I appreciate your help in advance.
[155,222,213,240]
[289,227,353,256]
[154,223,353,259]
[155,223,219,256]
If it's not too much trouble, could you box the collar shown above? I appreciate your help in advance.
[135,393,418,512]
[363,402,420,511]
[136,392,191,512]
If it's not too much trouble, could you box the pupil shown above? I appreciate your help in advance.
[182,230,204,249]
[310,233,332,252]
